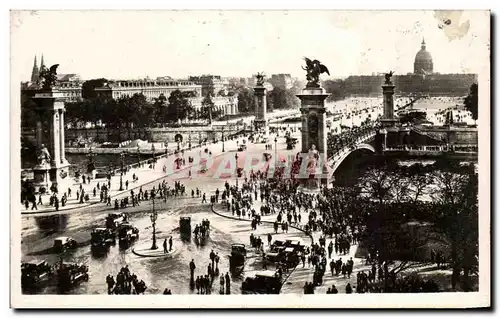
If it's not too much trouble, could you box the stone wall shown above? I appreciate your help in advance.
[24,125,243,145]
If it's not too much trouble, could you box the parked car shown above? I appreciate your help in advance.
[53,236,77,253]
[21,260,54,289]
[241,270,283,294]
[91,228,116,247]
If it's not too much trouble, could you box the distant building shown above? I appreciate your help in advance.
[22,55,83,102]
[269,73,293,90]
[340,39,476,97]
[188,75,229,97]
[58,81,83,102]
[94,79,203,101]
[94,78,239,115]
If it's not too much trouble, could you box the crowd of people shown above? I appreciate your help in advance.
[105,266,147,295]
[326,124,377,158]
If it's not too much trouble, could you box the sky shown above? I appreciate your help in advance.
[10,10,489,82]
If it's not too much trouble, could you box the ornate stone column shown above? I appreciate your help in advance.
[254,76,268,137]
[380,76,398,128]
[59,108,67,164]
[51,109,61,166]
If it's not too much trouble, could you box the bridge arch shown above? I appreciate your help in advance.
[328,143,376,179]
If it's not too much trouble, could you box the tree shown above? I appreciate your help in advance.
[81,78,108,99]
[201,94,215,123]
[431,159,478,291]
[153,93,168,125]
[268,87,300,111]
[464,83,478,123]
[322,79,347,102]
[167,90,193,123]
[237,87,255,114]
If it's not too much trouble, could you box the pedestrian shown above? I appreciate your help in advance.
[225,272,230,294]
[169,236,173,251]
[219,274,225,294]
[38,194,42,206]
[189,259,196,280]
[163,239,168,254]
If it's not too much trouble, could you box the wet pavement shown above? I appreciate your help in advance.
[20,109,378,295]
[21,134,311,295]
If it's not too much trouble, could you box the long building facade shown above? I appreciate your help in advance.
[339,39,477,97]
[94,79,238,115]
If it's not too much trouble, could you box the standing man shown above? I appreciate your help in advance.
[189,259,196,282]
[169,236,173,251]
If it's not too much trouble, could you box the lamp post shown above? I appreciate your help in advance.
[86,146,96,175]
[235,153,239,188]
[119,152,125,191]
[274,137,278,166]
[137,145,141,165]
[150,198,158,250]
[222,128,225,152]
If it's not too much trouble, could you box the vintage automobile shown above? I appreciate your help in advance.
[241,270,283,294]
[57,262,89,289]
[90,228,116,247]
[105,213,127,230]
[179,217,192,238]
[237,144,247,152]
[53,236,77,253]
[229,243,247,273]
[117,223,139,243]
[21,260,54,289]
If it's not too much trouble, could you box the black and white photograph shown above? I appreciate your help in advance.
[9,9,490,308]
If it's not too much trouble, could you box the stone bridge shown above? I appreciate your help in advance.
[326,127,478,179]
[327,131,377,179]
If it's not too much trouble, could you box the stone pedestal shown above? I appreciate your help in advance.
[254,86,269,138]
[296,86,330,186]
[380,84,399,128]
[32,89,71,192]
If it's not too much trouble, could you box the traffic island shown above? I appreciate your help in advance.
[132,242,178,258]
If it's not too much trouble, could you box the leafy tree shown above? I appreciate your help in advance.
[153,93,168,125]
[237,87,255,113]
[322,79,347,102]
[431,160,478,291]
[167,90,194,123]
[464,83,478,122]
[81,78,108,99]
[201,93,215,123]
